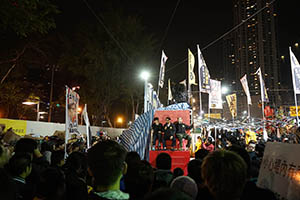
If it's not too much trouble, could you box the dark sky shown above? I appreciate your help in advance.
[123,0,233,82]
[115,0,300,88]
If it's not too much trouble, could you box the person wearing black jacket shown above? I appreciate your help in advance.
[162,117,176,150]
[151,118,163,150]
[175,117,193,151]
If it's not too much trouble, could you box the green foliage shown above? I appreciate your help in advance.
[0,0,59,37]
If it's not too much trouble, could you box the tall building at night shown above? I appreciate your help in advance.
[223,0,280,117]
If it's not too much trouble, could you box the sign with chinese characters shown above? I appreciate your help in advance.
[204,113,221,119]
[257,143,300,200]
[0,118,27,136]
[289,106,300,117]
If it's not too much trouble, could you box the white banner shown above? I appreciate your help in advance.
[240,74,252,105]
[82,104,91,149]
[158,50,168,88]
[197,45,210,93]
[257,143,300,200]
[289,47,300,94]
[209,79,222,109]
[255,68,269,102]
[65,86,80,142]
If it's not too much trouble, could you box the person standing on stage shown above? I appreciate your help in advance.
[151,117,163,150]
[162,117,176,150]
[174,117,193,151]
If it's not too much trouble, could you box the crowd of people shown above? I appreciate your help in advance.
[1,119,299,200]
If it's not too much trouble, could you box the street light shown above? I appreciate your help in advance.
[115,116,124,128]
[22,100,40,121]
[140,71,150,113]
[117,117,123,124]
[222,86,229,94]
[295,43,299,48]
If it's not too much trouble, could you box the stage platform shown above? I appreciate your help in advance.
[149,150,190,175]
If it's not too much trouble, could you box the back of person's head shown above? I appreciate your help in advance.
[41,142,52,153]
[0,168,16,200]
[188,159,203,184]
[87,140,127,188]
[8,153,32,177]
[227,145,251,177]
[14,138,37,155]
[173,167,184,178]
[124,160,154,199]
[156,153,172,170]
[144,188,192,200]
[51,150,65,167]
[65,151,87,178]
[170,176,198,199]
[201,150,247,200]
[226,135,238,146]
[125,151,141,167]
[195,149,209,160]
[36,167,65,200]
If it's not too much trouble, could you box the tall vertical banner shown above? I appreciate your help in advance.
[65,86,80,148]
[188,48,197,104]
[188,49,197,86]
[197,45,210,93]
[240,74,252,105]
[289,47,300,126]
[158,50,168,89]
[209,79,223,109]
[255,68,269,102]
[226,94,237,118]
[255,68,268,141]
[82,104,91,149]
[289,47,300,94]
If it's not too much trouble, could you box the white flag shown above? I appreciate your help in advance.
[289,47,300,94]
[168,79,173,101]
[197,45,210,93]
[255,68,269,102]
[158,50,168,88]
[209,79,222,109]
[240,74,252,105]
[82,104,91,149]
[188,49,197,86]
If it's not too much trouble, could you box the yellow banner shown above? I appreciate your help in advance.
[204,113,222,119]
[290,106,300,117]
[0,118,27,136]
[226,94,237,118]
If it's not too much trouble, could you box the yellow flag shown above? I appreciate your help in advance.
[188,49,197,86]
[226,94,237,118]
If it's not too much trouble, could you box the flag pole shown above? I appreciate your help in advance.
[247,103,251,126]
[259,68,266,141]
[197,45,203,119]
[294,91,299,126]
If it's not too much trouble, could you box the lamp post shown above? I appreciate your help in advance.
[22,101,40,121]
[140,71,150,113]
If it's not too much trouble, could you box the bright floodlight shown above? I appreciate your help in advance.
[22,101,37,105]
[222,86,229,94]
[117,117,123,123]
[140,71,150,80]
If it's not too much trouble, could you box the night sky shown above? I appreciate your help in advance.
[118,0,300,88]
